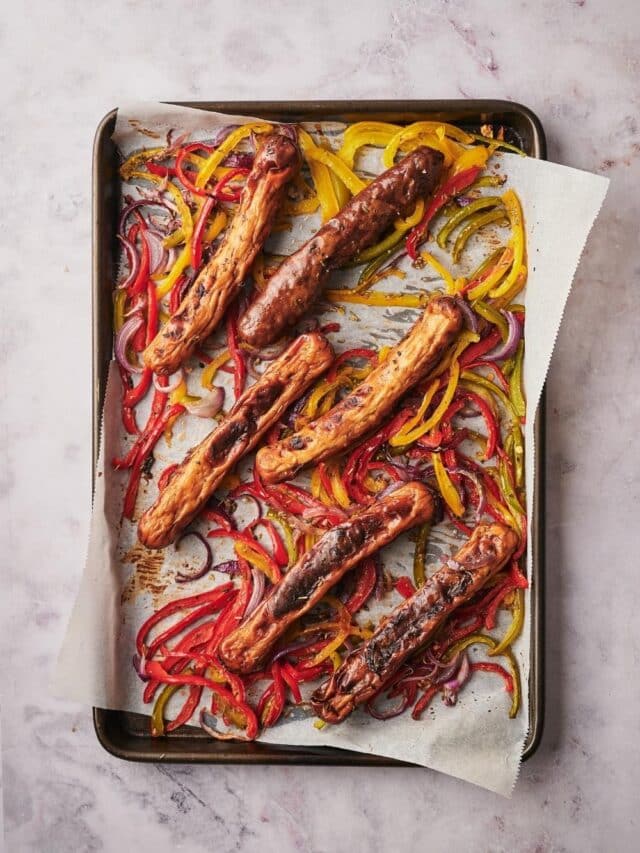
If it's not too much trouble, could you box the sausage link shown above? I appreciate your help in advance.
[218,482,435,674]
[255,296,462,484]
[311,523,519,723]
[238,146,444,347]
[143,133,300,375]
[138,333,333,549]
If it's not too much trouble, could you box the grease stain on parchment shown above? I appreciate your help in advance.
[120,545,168,605]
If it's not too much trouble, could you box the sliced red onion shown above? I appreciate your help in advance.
[115,314,145,374]
[272,634,323,662]
[366,690,411,720]
[143,230,169,275]
[223,152,254,169]
[244,568,265,619]
[279,124,298,143]
[200,708,250,741]
[185,386,225,418]
[153,369,184,394]
[455,297,479,333]
[433,652,463,686]
[117,234,141,290]
[132,653,149,682]
[212,560,241,576]
[208,125,239,147]
[242,339,289,361]
[175,532,213,582]
[443,653,471,705]
[451,467,487,521]
[119,197,176,233]
[482,310,522,361]
[376,480,408,500]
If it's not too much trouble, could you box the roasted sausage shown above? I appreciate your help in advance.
[311,523,518,724]
[138,333,333,549]
[143,133,300,375]
[237,146,444,347]
[255,295,462,484]
[218,482,435,674]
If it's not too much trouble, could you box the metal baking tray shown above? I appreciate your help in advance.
[92,100,545,765]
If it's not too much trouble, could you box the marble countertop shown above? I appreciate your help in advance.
[2,1,638,850]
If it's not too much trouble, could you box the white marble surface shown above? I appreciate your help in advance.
[1,0,638,850]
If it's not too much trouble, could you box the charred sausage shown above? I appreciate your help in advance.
[255,296,462,484]
[237,147,444,347]
[138,333,333,549]
[218,482,435,674]
[311,523,519,723]
[143,133,300,375]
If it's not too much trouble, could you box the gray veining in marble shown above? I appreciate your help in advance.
[1,0,639,851]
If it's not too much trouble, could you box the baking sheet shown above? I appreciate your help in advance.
[54,103,608,795]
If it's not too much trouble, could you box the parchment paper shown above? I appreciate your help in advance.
[54,103,608,795]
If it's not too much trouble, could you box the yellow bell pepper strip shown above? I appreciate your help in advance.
[327,463,351,509]
[452,145,492,174]
[200,348,231,389]
[436,196,504,250]
[156,245,191,298]
[413,523,431,587]
[443,633,521,718]
[151,682,182,736]
[234,539,281,584]
[432,452,465,516]
[203,207,227,244]
[303,143,366,196]
[298,129,342,220]
[389,332,478,447]
[474,299,510,342]
[114,289,127,333]
[488,189,526,298]
[490,588,525,656]
[325,289,428,308]
[383,122,472,169]
[420,250,457,294]
[120,146,173,180]
[452,208,508,264]
[338,121,403,167]
[509,340,526,418]
[195,122,272,190]
[266,510,297,564]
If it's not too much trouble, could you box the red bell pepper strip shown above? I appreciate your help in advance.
[165,684,203,732]
[212,167,250,203]
[191,195,216,271]
[157,463,179,492]
[510,560,529,589]
[201,508,235,531]
[394,576,417,600]
[122,403,185,519]
[127,224,150,297]
[411,684,439,720]
[458,389,499,460]
[320,322,341,334]
[484,578,516,630]
[459,329,502,367]
[406,167,483,260]
[136,584,234,656]
[467,359,510,392]
[470,661,514,693]
[144,595,236,661]
[175,143,216,197]
[247,518,289,568]
[280,662,303,704]
[226,308,246,400]
[145,661,259,739]
[124,370,152,409]
[169,275,186,316]
[345,557,377,614]
[260,661,287,728]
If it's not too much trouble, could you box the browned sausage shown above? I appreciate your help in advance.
[237,146,444,347]
[311,523,519,724]
[255,296,462,484]
[143,133,300,375]
[218,482,435,674]
[138,333,333,549]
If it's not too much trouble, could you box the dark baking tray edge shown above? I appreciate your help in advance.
[92,100,546,766]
